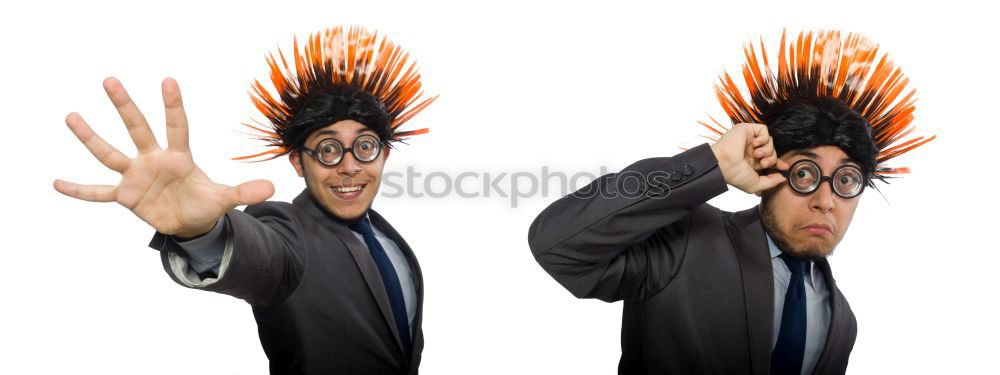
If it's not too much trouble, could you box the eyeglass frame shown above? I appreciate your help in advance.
[763,159,867,199]
[298,134,385,167]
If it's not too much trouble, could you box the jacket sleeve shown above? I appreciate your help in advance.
[527,143,728,303]
[173,216,228,276]
[148,201,305,307]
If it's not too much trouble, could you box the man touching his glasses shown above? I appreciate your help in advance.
[527,30,934,375]
[54,26,436,374]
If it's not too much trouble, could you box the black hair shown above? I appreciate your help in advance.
[282,85,392,150]
[765,98,879,185]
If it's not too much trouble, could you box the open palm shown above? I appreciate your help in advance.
[54,77,274,238]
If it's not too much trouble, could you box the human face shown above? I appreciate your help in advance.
[289,119,386,221]
[760,145,862,260]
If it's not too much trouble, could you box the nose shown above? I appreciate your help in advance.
[810,180,836,212]
[336,152,362,177]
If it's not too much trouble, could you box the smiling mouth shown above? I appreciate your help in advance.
[329,184,367,201]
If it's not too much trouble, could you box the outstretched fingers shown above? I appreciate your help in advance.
[65,112,131,173]
[104,77,161,154]
[53,179,117,202]
[162,78,190,153]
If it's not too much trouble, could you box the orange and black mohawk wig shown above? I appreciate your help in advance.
[235,26,437,161]
[699,30,935,185]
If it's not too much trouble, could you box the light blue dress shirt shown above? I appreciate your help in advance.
[767,233,832,375]
[174,214,417,330]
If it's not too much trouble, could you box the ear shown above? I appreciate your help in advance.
[384,147,391,159]
[289,151,305,178]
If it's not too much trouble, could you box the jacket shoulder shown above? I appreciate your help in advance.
[235,200,310,242]
[690,202,727,223]
[243,200,297,216]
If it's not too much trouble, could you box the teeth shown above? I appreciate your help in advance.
[332,185,363,193]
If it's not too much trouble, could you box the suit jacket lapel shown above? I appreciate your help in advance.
[724,205,774,375]
[811,259,844,374]
[292,190,406,359]
[368,209,424,369]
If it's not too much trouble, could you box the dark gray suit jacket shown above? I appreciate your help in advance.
[149,189,424,375]
[528,143,857,374]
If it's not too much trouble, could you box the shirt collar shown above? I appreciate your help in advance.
[361,213,380,236]
[765,232,783,259]
[766,232,820,281]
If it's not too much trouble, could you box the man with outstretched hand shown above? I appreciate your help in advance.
[55,26,436,374]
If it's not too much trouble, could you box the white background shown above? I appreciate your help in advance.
[2,0,997,373]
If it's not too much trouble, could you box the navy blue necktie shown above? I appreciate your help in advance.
[349,218,412,356]
[772,254,807,375]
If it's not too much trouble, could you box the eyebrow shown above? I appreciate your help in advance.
[307,128,375,144]
[311,127,368,137]
[786,150,854,165]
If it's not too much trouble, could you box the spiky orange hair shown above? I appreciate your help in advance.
[699,30,935,176]
[235,26,437,161]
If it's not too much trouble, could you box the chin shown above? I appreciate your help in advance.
[321,196,372,221]
[328,206,368,221]
[785,237,836,260]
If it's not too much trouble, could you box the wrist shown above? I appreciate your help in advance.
[710,143,733,184]
[174,222,217,241]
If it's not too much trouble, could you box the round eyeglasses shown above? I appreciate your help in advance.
[766,159,867,199]
[300,134,383,166]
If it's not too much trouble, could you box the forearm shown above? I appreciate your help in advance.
[150,203,304,306]
[527,143,727,299]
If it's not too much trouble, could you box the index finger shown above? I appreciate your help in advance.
[104,77,161,154]
[774,158,790,171]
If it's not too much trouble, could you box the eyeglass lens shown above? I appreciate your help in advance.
[787,160,864,198]
[315,135,381,165]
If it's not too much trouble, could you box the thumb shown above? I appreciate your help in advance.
[225,179,275,208]
[753,173,786,194]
